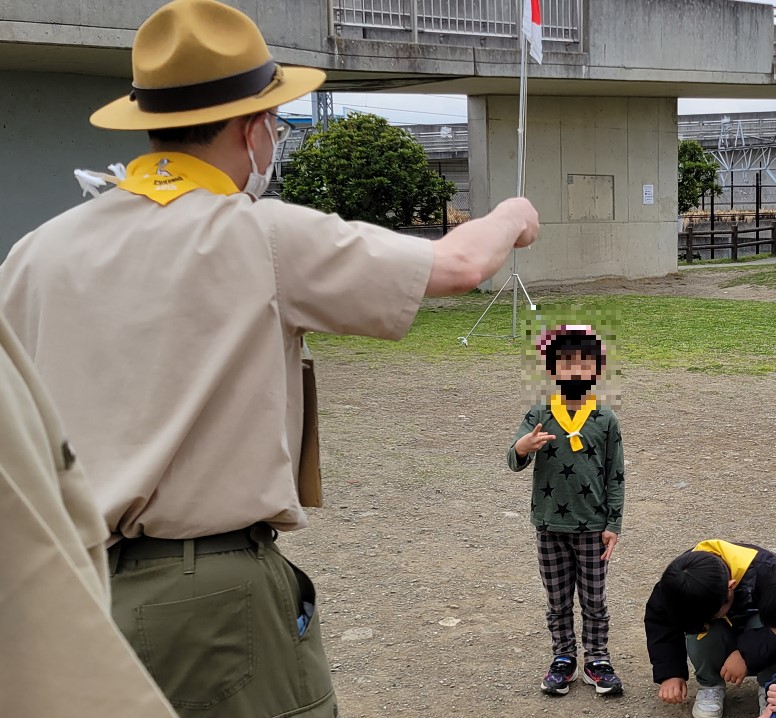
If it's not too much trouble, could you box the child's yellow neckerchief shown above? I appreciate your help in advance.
[118,152,240,206]
[550,394,596,452]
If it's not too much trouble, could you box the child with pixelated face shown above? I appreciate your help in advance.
[507,325,625,697]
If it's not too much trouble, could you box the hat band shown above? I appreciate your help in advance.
[131,60,277,114]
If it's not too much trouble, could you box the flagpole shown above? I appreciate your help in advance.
[513,7,530,339]
[456,0,537,346]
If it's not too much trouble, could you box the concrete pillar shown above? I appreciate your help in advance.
[468,95,679,286]
[0,71,145,259]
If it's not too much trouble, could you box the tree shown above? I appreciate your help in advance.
[678,140,722,214]
[281,113,457,229]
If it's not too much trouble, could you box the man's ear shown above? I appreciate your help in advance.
[728,579,737,591]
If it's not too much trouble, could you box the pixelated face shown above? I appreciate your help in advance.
[549,349,600,382]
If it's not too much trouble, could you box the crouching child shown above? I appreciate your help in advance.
[645,540,776,718]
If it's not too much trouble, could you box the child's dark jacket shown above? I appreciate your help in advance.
[645,540,776,684]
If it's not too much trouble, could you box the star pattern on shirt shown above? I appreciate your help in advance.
[576,520,590,531]
[544,444,559,459]
[590,409,603,421]
[559,464,576,479]
[596,465,605,478]
[608,507,622,521]
[583,445,597,460]
[593,503,607,515]
[613,471,625,485]
[555,503,570,518]
[541,483,555,498]
[614,430,622,444]
[577,483,593,498]
[536,522,549,532]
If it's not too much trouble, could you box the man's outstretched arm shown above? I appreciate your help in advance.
[426,197,540,297]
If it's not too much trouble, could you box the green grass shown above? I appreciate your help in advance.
[721,265,776,289]
[678,252,774,267]
[306,293,776,375]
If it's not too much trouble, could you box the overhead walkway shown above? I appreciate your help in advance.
[1,0,776,280]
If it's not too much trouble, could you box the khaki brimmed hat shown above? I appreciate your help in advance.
[90,0,326,130]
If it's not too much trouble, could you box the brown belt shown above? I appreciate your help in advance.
[109,522,274,562]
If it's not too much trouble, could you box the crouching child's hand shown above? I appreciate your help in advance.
[720,650,747,686]
[658,677,687,704]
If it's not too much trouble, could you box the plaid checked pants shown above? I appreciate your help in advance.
[536,530,610,661]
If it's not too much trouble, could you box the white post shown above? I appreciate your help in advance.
[410,0,419,44]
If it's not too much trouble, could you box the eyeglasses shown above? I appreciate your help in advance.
[267,111,295,143]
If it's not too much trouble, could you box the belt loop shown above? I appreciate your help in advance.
[108,541,122,578]
[249,523,266,559]
[183,539,196,574]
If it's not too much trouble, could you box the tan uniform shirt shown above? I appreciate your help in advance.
[0,311,176,717]
[0,187,433,540]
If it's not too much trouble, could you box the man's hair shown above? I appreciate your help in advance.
[545,334,604,375]
[659,551,730,630]
[147,119,230,146]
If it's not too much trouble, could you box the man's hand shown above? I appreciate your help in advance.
[502,197,540,248]
[513,424,556,458]
[720,650,747,685]
[658,677,687,704]
[601,531,619,561]
[769,682,776,707]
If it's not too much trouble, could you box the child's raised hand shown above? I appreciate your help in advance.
[514,423,556,457]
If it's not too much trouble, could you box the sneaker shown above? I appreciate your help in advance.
[540,655,578,695]
[692,685,725,718]
[582,659,623,695]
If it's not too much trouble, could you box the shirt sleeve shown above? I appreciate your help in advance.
[644,582,691,684]
[604,411,625,533]
[266,200,434,339]
[738,561,776,672]
[507,408,539,472]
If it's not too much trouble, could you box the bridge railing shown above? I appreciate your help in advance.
[328,0,583,44]
[679,117,776,147]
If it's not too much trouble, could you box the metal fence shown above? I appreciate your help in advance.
[329,0,582,42]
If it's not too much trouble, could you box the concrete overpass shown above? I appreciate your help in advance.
[1,0,775,282]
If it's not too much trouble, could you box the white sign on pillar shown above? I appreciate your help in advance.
[643,184,655,205]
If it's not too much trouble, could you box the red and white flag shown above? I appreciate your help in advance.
[522,0,543,64]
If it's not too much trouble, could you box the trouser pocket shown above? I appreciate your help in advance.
[135,582,254,710]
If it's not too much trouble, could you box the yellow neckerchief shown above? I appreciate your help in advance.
[550,394,596,452]
[693,540,757,638]
[118,152,240,206]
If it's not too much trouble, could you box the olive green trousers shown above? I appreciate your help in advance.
[110,530,337,718]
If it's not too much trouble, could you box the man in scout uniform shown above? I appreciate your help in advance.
[0,1,539,715]
[0,311,176,717]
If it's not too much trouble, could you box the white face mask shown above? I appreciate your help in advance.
[243,116,278,199]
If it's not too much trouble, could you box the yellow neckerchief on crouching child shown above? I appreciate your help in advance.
[693,540,757,589]
[550,394,596,452]
[118,152,240,206]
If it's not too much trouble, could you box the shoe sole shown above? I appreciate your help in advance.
[541,668,578,695]
[581,670,623,695]
[691,705,723,718]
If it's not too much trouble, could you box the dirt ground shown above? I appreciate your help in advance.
[281,269,776,718]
